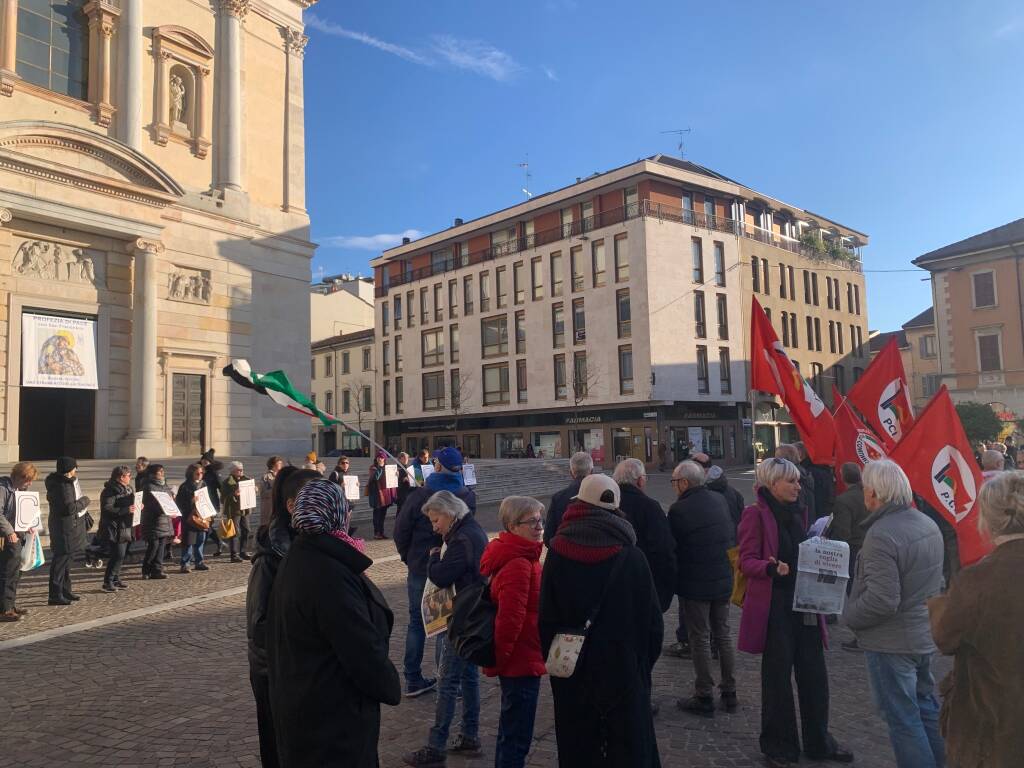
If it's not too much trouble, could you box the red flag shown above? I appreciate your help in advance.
[750,297,835,464]
[834,396,887,470]
[888,387,992,566]
[847,336,915,450]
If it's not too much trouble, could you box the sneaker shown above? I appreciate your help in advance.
[677,695,715,718]
[0,610,20,622]
[179,566,191,574]
[114,582,129,590]
[720,691,738,713]
[664,641,692,659]
[402,746,447,767]
[194,563,209,572]
[404,678,437,698]
[101,583,117,593]
[447,735,482,756]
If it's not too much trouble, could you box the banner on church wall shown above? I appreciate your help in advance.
[21,313,99,390]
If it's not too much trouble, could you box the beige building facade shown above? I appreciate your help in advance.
[310,328,377,455]
[370,155,869,467]
[310,273,374,342]
[0,0,316,460]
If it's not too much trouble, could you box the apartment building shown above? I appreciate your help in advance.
[311,274,375,342]
[370,155,869,467]
[869,308,939,410]
[914,218,1024,420]
[310,328,377,455]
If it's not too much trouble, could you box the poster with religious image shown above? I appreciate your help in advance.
[22,313,98,390]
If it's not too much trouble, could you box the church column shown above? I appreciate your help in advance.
[1,0,19,97]
[117,0,142,149]
[282,28,307,212]
[84,1,118,127]
[218,0,248,191]
[193,65,211,158]
[122,239,166,456]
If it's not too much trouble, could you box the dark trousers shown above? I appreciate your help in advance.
[495,676,541,768]
[207,525,223,553]
[760,588,837,762]
[142,538,166,575]
[0,537,23,611]
[228,516,251,555]
[675,602,688,644]
[48,546,73,600]
[683,598,737,696]
[103,541,128,586]
[372,504,390,535]
[249,666,279,768]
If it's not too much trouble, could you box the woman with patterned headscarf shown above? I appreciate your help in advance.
[266,479,400,767]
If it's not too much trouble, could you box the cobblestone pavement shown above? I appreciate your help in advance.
[0,471,947,767]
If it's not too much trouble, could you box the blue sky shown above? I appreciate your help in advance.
[302,1,1024,332]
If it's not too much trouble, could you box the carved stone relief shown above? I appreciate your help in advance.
[12,240,104,286]
[168,265,212,304]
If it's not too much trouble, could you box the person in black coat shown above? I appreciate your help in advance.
[45,456,90,605]
[796,442,835,522]
[133,457,149,492]
[200,449,225,556]
[395,452,414,512]
[539,474,664,768]
[139,464,173,579]
[247,467,321,768]
[705,465,746,535]
[668,460,737,717]
[543,451,593,547]
[267,479,401,767]
[613,459,677,612]
[98,465,135,592]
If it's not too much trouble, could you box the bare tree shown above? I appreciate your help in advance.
[572,355,604,411]
[343,376,374,451]
[449,370,476,435]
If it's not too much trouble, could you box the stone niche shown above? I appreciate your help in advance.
[151,26,213,158]
[11,238,104,287]
[167,265,212,304]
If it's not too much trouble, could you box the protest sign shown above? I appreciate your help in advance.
[14,491,40,532]
[462,464,477,486]
[422,578,456,638]
[153,491,181,517]
[194,485,217,519]
[74,479,88,518]
[793,537,850,615]
[132,492,144,527]
[343,474,360,501]
[385,464,399,489]
[238,479,257,510]
[419,464,434,485]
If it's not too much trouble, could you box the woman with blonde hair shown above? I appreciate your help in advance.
[929,470,1024,768]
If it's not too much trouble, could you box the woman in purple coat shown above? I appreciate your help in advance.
[737,457,853,768]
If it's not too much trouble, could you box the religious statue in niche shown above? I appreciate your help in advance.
[12,240,101,285]
[170,73,187,126]
[168,266,212,304]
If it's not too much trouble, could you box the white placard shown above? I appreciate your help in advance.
[687,427,704,453]
[462,464,477,486]
[74,479,88,518]
[343,474,360,501]
[153,491,181,518]
[419,464,434,485]
[238,479,257,510]
[132,492,144,527]
[793,537,851,615]
[13,491,40,532]
[194,485,217,519]
[385,464,399,489]
[21,312,99,390]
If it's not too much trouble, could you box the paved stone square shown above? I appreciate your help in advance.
[0,471,945,767]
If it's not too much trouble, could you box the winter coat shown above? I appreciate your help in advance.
[45,472,89,556]
[804,460,835,519]
[267,533,401,767]
[539,512,663,768]
[395,464,414,510]
[796,465,816,524]
[929,539,1024,768]
[259,471,276,522]
[618,483,677,611]
[844,502,944,654]
[480,532,546,678]
[830,482,871,557]
[427,514,488,593]
[98,480,134,546]
[668,485,734,602]
[140,478,174,541]
[0,477,19,539]
[737,490,827,654]
[705,470,745,534]
[394,473,476,577]
[365,465,396,510]
[221,474,250,520]
[247,518,293,674]
[543,478,581,548]
[204,462,223,511]
[176,478,208,532]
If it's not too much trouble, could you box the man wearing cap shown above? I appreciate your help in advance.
[394,447,477,698]
[539,473,663,767]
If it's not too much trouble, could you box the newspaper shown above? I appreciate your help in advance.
[793,536,851,615]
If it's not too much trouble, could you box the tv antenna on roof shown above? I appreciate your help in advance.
[660,128,692,159]
[517,154,533,198]
[313,265,325,282]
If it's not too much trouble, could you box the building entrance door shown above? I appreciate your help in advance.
[19,387,95,460]
[172,373,206,456]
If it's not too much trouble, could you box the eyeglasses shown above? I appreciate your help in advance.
[515,517,544,529]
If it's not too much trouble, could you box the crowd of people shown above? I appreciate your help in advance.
[2,440,1022,768]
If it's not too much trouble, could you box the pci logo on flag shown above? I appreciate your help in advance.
[931,446,977,523]
[878,379,912,442]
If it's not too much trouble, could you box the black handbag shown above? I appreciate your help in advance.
[448,577,497,667]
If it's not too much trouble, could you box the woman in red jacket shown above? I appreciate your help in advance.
[480,496,546,768]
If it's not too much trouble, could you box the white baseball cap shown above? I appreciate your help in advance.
[571,473,620,511]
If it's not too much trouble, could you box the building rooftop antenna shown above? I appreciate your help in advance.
[660,128,692,159]
[517,154,533,198]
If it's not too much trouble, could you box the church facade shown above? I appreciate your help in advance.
[0,0,316,460]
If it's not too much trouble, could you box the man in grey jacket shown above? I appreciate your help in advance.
[844,459,945,768]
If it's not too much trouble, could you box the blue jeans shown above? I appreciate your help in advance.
[404,571,432,685]
[864,651,945,768]
[428,636,480,751]
[180,530,207,567]
[495,676,540,768]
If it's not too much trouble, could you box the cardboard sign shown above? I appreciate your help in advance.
[132,492,144,528]
[153,491,181,518]
[343,474,360,501]
[13,491,40,532]
[238,479,257,510]
[462,464,477,486]
[194,485,217,519]
[385,464,399,489]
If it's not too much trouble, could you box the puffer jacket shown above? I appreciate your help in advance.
[844,502,944,654]
[98,479,135,546]
[480,532,545,678]
[705,468,745,534]
[668,485,734,602]
[427,514,488,593]
[141,478,174,541]
[45,472,89,555]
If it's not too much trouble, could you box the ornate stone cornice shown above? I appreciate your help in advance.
[291,0,319,7]
[134,238,166,255]
[221,0,250,19]
[0,207,12,226]
[282,28,309,58]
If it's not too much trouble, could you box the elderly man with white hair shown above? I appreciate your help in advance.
[844,459,945,768]
[222,460,253,562]
[981,449,1006,480]
[543,451,593,547]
